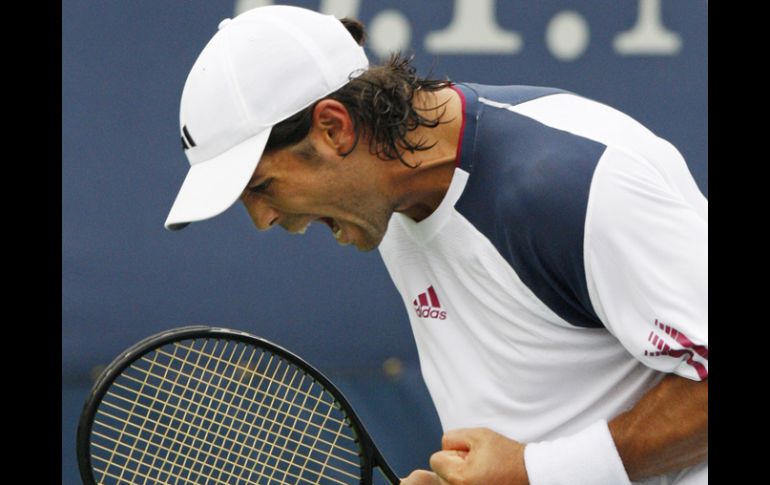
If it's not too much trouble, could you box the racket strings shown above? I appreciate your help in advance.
[89,338,363,484]
[90,428,352,485]
[94,339,248,485]
[94,386,358,484]
[154,344,355,433]
[97,378,360,468]
[101,354,359,457]
[135,341,199,485]
[170,340,250,485]
[95,345,305,484]
[100,342,168,484]
[89,441,230,485]
[95,342,356,482]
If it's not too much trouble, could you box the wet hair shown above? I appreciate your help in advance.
[264,17,453,168]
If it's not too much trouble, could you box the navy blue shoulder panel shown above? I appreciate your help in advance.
[453,83,605,329]
[464,83,567,107]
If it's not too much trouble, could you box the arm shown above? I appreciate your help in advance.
[401,373,707,484]
[609,374,707,481]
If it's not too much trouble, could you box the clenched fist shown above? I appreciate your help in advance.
[400,428,530,485]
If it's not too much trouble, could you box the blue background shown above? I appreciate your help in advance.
[62,1,707,483]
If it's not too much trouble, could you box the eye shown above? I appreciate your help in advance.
[248,179,272,194]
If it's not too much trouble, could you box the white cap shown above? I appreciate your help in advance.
[165,6,369,230]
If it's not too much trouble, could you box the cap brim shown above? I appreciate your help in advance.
[164,128,272,231]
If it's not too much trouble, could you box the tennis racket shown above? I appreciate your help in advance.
[77,325,401,484]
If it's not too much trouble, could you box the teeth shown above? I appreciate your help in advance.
[333,226,342,239]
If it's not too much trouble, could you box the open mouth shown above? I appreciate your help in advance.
[319,217,342,240]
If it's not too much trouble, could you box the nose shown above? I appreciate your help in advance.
[242,196,280,231]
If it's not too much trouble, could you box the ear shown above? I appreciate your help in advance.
[310,99,356,155]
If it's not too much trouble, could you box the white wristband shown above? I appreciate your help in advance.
[523,420,631,485]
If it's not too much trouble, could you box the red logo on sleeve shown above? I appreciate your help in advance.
[644,319,708,380]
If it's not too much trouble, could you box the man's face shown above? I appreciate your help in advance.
[239,139,395,251]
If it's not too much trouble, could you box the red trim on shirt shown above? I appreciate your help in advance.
[449,84,467,167]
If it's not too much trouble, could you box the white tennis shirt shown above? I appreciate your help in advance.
[378,83,708,485]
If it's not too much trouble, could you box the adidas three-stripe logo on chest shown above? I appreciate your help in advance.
[413,285,447,320]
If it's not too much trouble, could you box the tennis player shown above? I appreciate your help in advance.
[165,6,707,485]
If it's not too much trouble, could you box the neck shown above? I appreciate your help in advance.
[390,86,464,222]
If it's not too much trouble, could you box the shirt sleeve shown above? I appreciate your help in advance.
[584,145,708,381]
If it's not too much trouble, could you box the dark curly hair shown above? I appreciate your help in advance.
[264,18,453,168]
